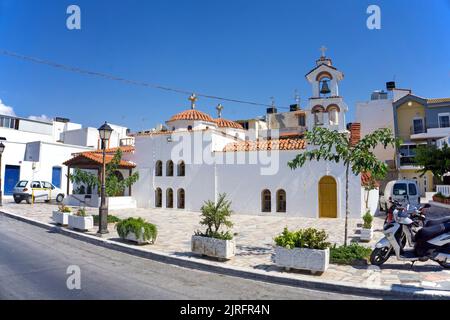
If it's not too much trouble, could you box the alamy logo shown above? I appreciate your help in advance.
[66,5,81,30]
[366,5,381,30]
[66,265,81,290]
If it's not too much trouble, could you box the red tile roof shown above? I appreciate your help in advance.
[168,109,214,122]
[214,118,244,129]
[63,152,136,168]
[223,138,306,152]
[89,145,135,154]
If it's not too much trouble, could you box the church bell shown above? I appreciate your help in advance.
[320,80,331,95]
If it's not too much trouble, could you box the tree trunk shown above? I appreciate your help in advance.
[344,162,349,246]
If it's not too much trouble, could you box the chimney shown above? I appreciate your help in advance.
[347,122,361,146]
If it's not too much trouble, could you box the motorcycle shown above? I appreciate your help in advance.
[371,201,450,268]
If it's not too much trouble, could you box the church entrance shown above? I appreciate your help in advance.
[319,176,337,218]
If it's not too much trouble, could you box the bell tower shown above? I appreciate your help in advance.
[304,47,348,132]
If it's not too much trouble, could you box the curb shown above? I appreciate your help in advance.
[2,210,450,300]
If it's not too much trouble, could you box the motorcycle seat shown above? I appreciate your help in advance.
[415,222,450,243]
[425,217,450,227]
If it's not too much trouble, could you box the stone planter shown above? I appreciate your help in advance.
[360,228,373,242]
[191,235,235,260]
[68,215,94,231]
[274,246,330,274]
[121,228,155,245]
[52,211,71,226]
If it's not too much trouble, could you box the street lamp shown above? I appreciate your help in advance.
[0,141,5,207]
[97,122,113,235]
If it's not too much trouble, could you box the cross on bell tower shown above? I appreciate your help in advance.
[320,45,327,58]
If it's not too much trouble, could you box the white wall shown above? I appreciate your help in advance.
[355,98,395,163]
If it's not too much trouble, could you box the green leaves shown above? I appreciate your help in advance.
[414,143,450,183]
[116,217,157,243]
[197,193,234,240]
[274,227,330,250]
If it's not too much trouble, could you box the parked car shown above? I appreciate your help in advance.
[13,180,65,204]
[379,179,420,212]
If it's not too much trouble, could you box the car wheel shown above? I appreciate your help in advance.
[25,196,32,204]
[14,198,22,204]
[56,194,64,203]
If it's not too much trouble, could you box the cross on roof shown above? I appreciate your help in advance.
[188,93,197,109]
[320,45,327,57]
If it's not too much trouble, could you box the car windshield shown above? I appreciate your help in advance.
[16,180,28,187]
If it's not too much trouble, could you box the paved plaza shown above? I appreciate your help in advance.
[2,199,450,294]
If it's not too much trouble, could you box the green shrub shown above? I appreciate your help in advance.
[58,204,71,213]
[75,207,87,217]
[93,214,121,225]
[195,193,234,240]
[362,210,373,229]
[274,227,330,250]
[330,243,372,265]
[116,217,157,243]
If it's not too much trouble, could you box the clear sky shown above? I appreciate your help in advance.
[0,0,449,131]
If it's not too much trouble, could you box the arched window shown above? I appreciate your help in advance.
[177,161,185,176]
[312,105,325,126]
[177,189,185,209]
[155,161,162,176]
[166,188,173,208]
[166,160,174,176]
[276,189,286,213]
[261,189,271,213]
[155,188,162,208]
[327,105,340,125]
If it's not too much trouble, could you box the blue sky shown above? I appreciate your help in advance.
[0,0,449,131]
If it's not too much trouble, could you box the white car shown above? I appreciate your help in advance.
[379,179,420,211]
[13,180,65,204]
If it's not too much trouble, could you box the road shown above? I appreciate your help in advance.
[426,204,450,219]
[0,215,370,300]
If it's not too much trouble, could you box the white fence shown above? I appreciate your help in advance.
[436,185,450,197]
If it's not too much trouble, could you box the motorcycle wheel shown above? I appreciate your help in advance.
[438,260,450,269]
[370,246,392,266]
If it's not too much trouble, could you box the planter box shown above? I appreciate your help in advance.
[191,235,235,260]
[68,215,94,231]
[360,228,373,242]
[121,229,155,245]
[52,211,71,226]
[275,246,329,274]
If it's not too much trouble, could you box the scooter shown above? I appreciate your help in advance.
[371,202,450,269]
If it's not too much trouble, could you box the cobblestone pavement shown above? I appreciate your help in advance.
[3,199,450,294]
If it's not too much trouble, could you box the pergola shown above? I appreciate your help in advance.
[63,150,136,196]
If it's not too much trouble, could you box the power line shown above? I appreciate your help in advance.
[0,49,289,109]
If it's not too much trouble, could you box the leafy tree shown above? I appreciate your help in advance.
[288,126,398,246]
[68,149,139,197]
[105,149,139,196]
[414,143,450,184]
[196,193,234,240]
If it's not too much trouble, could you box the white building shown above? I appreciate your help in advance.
[0,113,131,198]
[127,54,375,218]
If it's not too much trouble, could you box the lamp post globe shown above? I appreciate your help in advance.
[97,122,112,235]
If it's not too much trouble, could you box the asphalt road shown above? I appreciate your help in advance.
[0,215,370,300]
[425,204,450,219]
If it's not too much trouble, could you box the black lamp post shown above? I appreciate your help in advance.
[97,122,113,235]
[0,142,4,207]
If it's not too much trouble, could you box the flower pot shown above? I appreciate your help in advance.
[275,246,330,274]
[52,211,71,226]
[122,228,155,245]
[191,235,235,260]
[68,215,94,231]
[360,228,373,242]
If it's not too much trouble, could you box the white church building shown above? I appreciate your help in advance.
[123,54,377,218]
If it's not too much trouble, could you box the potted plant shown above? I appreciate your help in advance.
[116,217,157,245]
[52,204,72,226]
[191,193,235,260]
[274,227,331,274]
[360,210,374,242]
[68,207,94,231]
